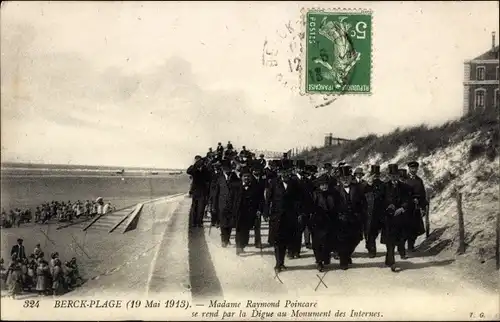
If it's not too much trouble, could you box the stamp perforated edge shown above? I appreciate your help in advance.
[299,7,374,97]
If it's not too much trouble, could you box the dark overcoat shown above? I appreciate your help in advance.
[231,183,263,231]
[405,175,427,238]
[267,177,302,245]
[211,173,240,228]
[381,180,412,244]
[333,184,367,250]
[364,178,387,235]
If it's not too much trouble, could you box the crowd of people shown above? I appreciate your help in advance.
[1,238,83,298]
[1,198,116,228]
[187,141,428,273]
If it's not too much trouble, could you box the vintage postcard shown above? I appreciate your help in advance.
[1,1,499,321]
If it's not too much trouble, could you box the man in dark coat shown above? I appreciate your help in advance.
[364,165,386,258]
[309,175,337,272]
[250,161,266,248]
[353,167,370,249]
[267,160,302,273]
[257,154,267,169]
[333,166,366,270]
[232,168,264,255]
[405,161,427,252]
[263,160,279,225]
[211,159,240,247]
[302,165,318,249]
[322,163,338,191]
[11,238,27,261]
[216,142,224,159]
[381,164,412,272]
[186,155,211,228]
[208,161,222,227]
[287,159,310,259]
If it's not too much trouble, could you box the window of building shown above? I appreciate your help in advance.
[476,66,485,80]
[474,88,486,109]
[495,88,499,108]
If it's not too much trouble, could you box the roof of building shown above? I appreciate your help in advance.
[472,46,499,60]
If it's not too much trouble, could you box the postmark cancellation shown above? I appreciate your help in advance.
[300,8,373,96]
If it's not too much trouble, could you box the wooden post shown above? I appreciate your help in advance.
[425,203,430,238]
[496,201,500,270]
[456,192,466,255]
[425,188,431,238]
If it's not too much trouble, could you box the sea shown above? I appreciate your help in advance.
[0,162,190,211]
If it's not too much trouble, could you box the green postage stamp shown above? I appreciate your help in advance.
[301,8,372,95]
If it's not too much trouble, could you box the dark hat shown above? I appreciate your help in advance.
[240,166,252,175]
[370,165,381,175]
[398,169,408,177]
[339,166,352,177]
[269,160,280,168]
[259,154,265,157]
[305,165,318,173]
[407,161,419,168]
[220,159,231,169]
[17,238,23,243]
[338,161,346,167]
[295,160,306,169]
[314,174,330,186]
[251,160,264,171]
[280,159,293,171]
[388,164,399,175]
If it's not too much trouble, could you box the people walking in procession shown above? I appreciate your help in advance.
[187,142,429,275]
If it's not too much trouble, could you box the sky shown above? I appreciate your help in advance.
[1,1,498,169]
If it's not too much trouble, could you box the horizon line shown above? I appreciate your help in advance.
[0,161,186,170]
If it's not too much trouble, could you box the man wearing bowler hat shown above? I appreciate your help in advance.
[365,165,386,258]
[381,164,412,272]
[333,165,366,270]
[405,161,427,252]
[267,159,302,273]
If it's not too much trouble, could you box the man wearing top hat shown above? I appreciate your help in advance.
[302,164,318,249]
[309,174,337,272]
[398,169,409,183]
[267,159,302,273]
[333,166,366,270]
[364,165,387,258]
[288,159,310,259]
[353,167,370,248]
[211,159,240,247]
[381,164,412,271]
[405,161,427,252]
[250,160,267,248]
[231,167,264,255]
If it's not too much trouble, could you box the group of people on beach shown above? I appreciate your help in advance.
[0,198,115,228]
[1,238,84,298]
[187,141,428,273]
